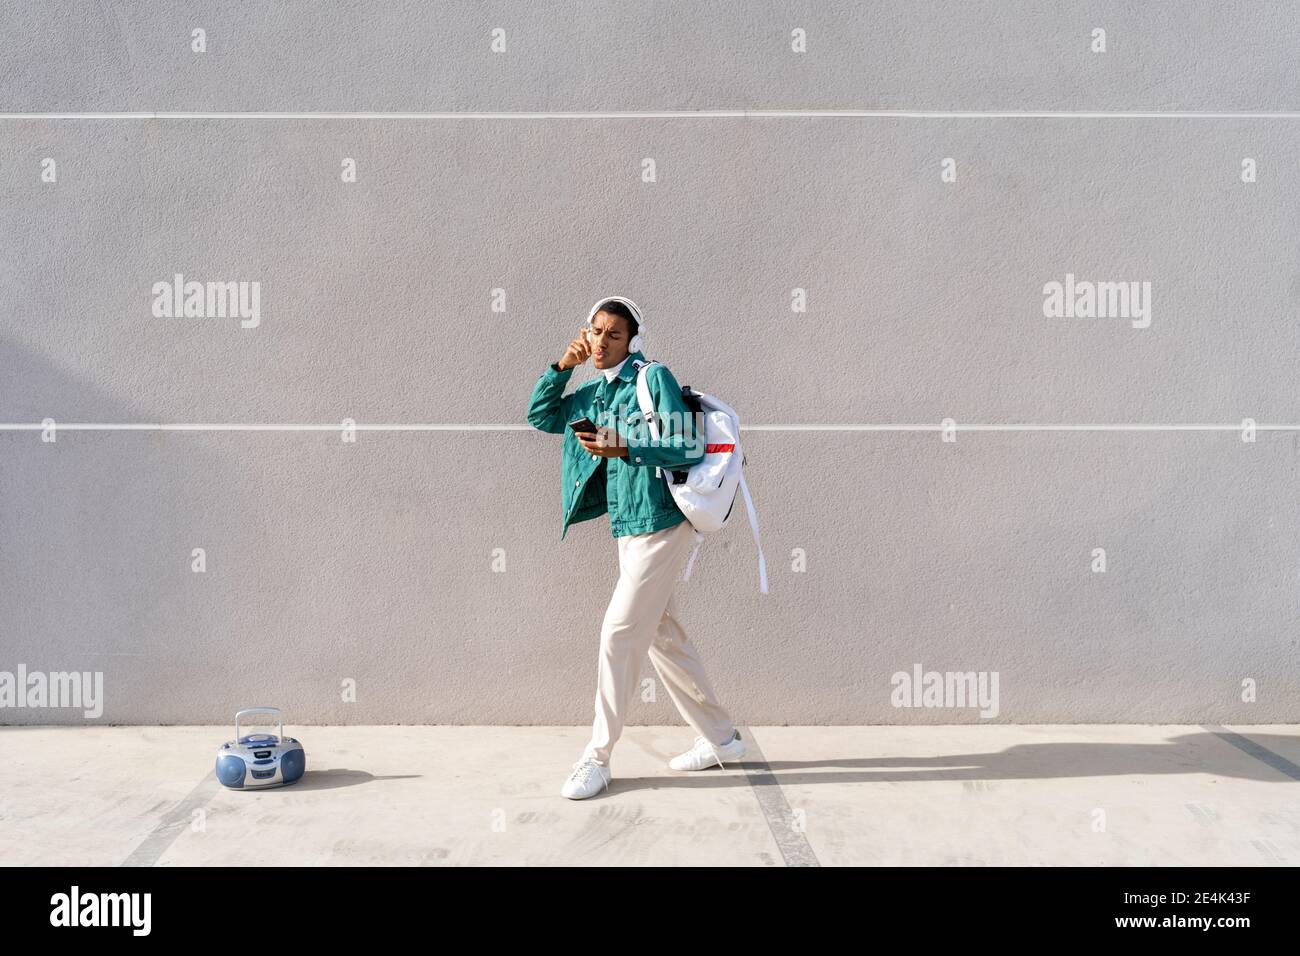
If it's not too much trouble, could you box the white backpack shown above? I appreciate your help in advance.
[631,359,768,594]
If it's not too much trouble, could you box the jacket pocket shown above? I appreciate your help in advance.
[647,466,674,511]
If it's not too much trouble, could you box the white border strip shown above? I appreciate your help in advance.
[4,110,1300,121]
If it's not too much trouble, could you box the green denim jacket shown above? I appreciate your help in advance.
[526,350,705,539]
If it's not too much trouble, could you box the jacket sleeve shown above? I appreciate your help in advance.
[526,362,577,434]
[618,363,706,471]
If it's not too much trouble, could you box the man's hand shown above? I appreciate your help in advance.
[575,425,628,458]
[556,327,593,371]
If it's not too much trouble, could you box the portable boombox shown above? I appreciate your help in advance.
[214,707,306,790]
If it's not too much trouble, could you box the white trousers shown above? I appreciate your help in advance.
[582,518,737,766]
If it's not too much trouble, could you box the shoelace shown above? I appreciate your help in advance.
[691,735,728,771]
[569,759,608,789]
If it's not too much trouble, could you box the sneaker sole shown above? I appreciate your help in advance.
[669,747,746,771]
[561,778,612,798]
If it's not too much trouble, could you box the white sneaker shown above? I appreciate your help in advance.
[560,757,612,799]
[668,731,745,771]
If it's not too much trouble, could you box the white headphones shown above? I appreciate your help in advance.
[585,295,645,354]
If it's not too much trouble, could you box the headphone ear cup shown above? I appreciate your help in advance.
[629,333,642,352]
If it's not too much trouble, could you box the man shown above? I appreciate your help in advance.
[525,296,746,799]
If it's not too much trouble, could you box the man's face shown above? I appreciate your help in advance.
[589,310,632,370]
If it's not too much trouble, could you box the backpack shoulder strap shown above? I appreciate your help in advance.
[738,471,769,594]
[631,360,662,477]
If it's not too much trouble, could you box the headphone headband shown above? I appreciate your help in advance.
[587,295,644,331]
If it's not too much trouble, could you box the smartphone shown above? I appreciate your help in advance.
[567,416,598,434]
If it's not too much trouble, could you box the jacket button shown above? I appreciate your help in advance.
[591,454,598,461]
[574,479,580,486]
[635,456,642,463]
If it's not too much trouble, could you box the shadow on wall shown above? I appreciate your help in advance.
[0,336,261,725]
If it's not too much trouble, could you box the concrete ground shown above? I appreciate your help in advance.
[1,724,1296,866]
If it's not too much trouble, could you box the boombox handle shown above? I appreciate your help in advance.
[236,707,284,743]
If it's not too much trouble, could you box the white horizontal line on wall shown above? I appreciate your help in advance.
[4,110,1300,121]
[0,423,1293,433]
[0,423,535,431]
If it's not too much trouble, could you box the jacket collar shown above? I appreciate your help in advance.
[613,350,647,383]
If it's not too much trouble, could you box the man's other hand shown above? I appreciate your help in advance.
[576,426,627,458]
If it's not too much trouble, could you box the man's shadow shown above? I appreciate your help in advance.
[614,730,1300,792]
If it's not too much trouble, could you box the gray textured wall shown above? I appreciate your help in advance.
[2,2,1297,725]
